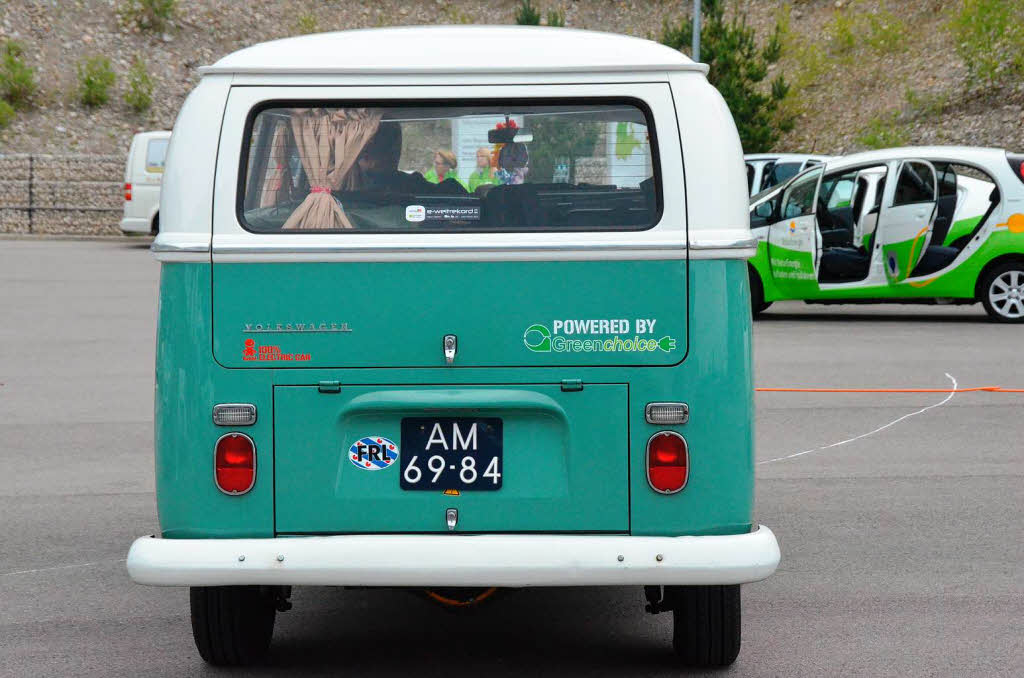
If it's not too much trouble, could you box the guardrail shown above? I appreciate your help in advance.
[0,153,123,235]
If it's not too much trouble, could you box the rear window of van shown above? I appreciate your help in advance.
[238,100,661,233]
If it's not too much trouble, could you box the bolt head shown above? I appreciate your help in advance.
[617,554,624,562]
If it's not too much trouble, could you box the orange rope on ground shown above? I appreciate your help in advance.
[756,387,1024,393]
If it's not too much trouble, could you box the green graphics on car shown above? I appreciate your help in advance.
[747,149,1024,322]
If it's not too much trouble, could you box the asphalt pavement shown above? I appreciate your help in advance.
[1,239,1021,677]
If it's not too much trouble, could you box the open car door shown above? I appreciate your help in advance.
[767,166,822,296]
[878,159,938,283]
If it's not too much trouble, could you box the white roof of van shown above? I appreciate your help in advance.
[199,26,708,76]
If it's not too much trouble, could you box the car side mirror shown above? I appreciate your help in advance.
[755,202,773,219]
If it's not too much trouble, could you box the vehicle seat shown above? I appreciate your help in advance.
[819,247,869,281]
[480,184,542,228]
[819,229,875,282]
[912,245,960,276]
[913,186,1000,276]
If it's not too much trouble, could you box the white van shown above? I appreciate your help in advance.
[120,130,171,234]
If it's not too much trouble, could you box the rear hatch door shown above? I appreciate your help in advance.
[274,384,629,533]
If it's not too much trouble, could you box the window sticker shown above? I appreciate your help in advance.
[425,206,481,222]
[405,205,425,222]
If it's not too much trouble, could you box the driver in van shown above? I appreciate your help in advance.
[356,126,467,196]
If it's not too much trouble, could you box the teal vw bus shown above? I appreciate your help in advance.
[126,26,779,668]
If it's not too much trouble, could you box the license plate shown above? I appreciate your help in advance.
[400,417,503,491]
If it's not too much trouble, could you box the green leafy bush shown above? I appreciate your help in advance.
[948,0,1024,87]
[547,8,565,27]
[295,12,318,35]
[826,2,907,57]
[77,56,116,108]
[661,0,794,152]
[0,40,37,109]
[862,8,907,53]
[119,0,177,31]
[828,9,857,54]
[856,111,909,149]
[124,57,153,113]
[904,88,951,119]
[0,99,15,128]
[515,0,541,25]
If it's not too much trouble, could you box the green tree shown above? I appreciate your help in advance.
[124,56,153,113]
[661,0,793,152]
[546,8,565,27]
[515,0,541,25]
[119,0,177,31]
[527,118,600,185]
[948,0,1024,88]
[77,56,116,107]
[0,99,15,129]
[0,40,37,109]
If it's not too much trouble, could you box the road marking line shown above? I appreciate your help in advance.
[0,558,122,578]
[757,373,958,466]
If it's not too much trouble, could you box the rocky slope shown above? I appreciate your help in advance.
[0,0,1021,157]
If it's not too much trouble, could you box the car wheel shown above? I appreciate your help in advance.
[190,586,276,666]
[668,584,741,668]
[749,268,772,317]
[980,262,1024,323]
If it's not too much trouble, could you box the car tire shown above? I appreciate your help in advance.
[749,268,772,317]
[980,262,1024,323]
[669,584,741,668]
[190,586,276,666]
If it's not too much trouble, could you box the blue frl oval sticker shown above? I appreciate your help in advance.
[349,436,399,471]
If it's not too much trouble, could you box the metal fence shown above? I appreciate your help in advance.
[0,153,123,235]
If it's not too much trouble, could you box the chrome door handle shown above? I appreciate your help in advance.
[443,334,457,365]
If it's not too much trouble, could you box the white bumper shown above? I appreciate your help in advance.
[127,526,780,587]
[119,216,151,233]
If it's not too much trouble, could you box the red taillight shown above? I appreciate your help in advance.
[647,431,688,494]
[1006,153,1024,184]
[215,433,255,494]
[124,182,132,201]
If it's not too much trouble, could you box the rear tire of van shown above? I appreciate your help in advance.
[668,584,741,668]
[190,586,276,666]
[749,268,772,317]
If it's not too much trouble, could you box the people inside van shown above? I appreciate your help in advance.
[468,146,499,192]
[424,149,467,189]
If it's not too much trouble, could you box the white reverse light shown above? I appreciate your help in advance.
[212,403,257,427]
[645,402,689,425]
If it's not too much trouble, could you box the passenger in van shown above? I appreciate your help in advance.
[468,146,499,192]
[424,149,467,189]
[357,127,468,196]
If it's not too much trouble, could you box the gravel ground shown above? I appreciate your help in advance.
[0,1,1022,157]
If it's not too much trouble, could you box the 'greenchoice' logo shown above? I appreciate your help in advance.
[523,324,552,352]
[523,322,676,354]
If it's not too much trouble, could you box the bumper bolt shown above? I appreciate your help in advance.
[238,555,245,562]
[617,554,624,562]
[276,554,285,562]
[655,554,664,562]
